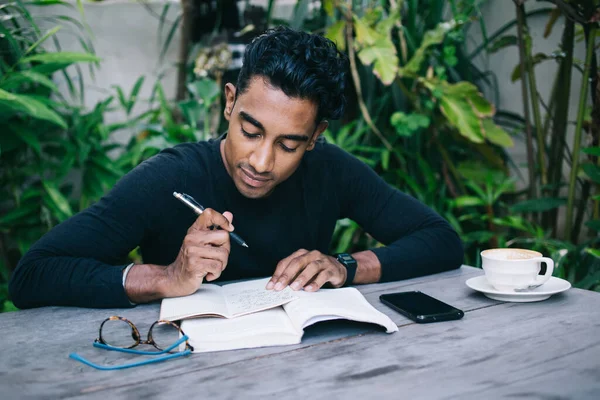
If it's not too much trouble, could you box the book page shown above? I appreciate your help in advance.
[222,278,298,317]
[181,308,301,353]
[283,287,398,333]
[159,284,227,322]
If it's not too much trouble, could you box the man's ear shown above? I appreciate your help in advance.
[307,120,328,151]
[223,83,236,121]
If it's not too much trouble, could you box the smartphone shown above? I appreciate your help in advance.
[379,291,464,323]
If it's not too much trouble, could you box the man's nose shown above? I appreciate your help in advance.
[249,142,274,174]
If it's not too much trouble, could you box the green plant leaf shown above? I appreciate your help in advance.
[439,96,484,143]
[24,25,62,55]
[453,196,485,207]
[468,93,495,118]
[362,8,382,27]
[187,79,220,107]
[574,267,600,290]
[544,8,562,38]
[56,153,76,179]
[0,89,67,128]
[582,163,600,184]
[357,37,398,85]
[585,248,600,258]
[582,146,600,156]
[488,35,518,53]
[375,6,400,37]
[20,51,101,65]
[458,161,506,184]
[511,53,553,82]
[482,119,514,147]
[585,220,600,232]
[491,216,532,232]
[463,230,496,244]
[440,81,479,96]
[29,62,72,74]
[390,111,430,137]
[114,85,127,109]
[511,197,566,212]
[381,149,390,171]
[323,0,335,17]
[401,20,457,76]
[178,99,204,130]
[325,21,346,51]
[2,70,59,92]
[159,12,181,64]
[0,203,39,226]
[353,16,380,46]
[335,225,356,254]
[15,127,42,156]
[128,75,145,114]
[291,0,309,30]
[42,181,73,221]
[2,300,19,313]
[89,154,124,178]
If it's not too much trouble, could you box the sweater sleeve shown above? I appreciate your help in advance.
[8,149,185,309]
[335,148,464,282]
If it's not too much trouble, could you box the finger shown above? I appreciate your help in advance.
[289,259,323,291]
[190,208,234,232]
[186,257,223,281]
[184,229,230,248]
[266,249,309,290]
[274,250,321,291]
[222,211,233,228]
[183,245,229,268]
[304,270,334,292]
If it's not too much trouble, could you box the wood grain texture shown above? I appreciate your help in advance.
[1,266,597,400]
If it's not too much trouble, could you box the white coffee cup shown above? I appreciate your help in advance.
[480,248,554,292]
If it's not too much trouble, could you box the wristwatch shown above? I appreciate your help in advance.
[335,253,357,287]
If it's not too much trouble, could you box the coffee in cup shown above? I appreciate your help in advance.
[480,248,554,292]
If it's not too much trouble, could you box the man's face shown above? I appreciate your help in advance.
[221,77,327,199]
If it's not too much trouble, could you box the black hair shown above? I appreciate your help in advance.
[235,26,348,122]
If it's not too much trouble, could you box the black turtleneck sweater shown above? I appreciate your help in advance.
[9,137,463,309]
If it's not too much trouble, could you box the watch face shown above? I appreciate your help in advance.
[338,253,356,265]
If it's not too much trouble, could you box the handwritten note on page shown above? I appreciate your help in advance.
[226,286,297,316]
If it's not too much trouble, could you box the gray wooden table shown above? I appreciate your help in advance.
[1,266,599,400]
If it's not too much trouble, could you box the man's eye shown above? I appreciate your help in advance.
[241,128,259,138]
[279,143,297,153]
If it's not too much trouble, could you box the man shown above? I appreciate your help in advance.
[9,27,463,309]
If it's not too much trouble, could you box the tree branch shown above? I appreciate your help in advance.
[536,0,588,24]
[515,1,538,205]
[344,8,394,152]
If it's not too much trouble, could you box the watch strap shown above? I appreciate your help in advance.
[335,253,357,287]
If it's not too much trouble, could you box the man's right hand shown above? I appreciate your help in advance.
[163,208,233,297]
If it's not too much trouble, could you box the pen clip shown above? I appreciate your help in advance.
[181,194,205,212]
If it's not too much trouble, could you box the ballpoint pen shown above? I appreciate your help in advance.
[173,192,249,248]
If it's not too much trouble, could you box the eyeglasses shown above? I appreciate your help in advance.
[69,316,194,370]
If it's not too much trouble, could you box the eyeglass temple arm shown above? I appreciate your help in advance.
[69,350,191,371]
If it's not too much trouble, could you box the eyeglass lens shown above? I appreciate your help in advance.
[100,318,139,348]
[149,322,183,351]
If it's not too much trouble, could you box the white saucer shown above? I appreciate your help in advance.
[466,275,571,302]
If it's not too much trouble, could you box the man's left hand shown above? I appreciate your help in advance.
[266,249,347,292]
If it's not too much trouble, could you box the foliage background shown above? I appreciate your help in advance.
[1,0,599,312]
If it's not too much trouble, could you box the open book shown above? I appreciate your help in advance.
[171,278,398,353]
[159,278,298,322]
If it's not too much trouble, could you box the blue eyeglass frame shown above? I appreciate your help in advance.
[69,316,194,370]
